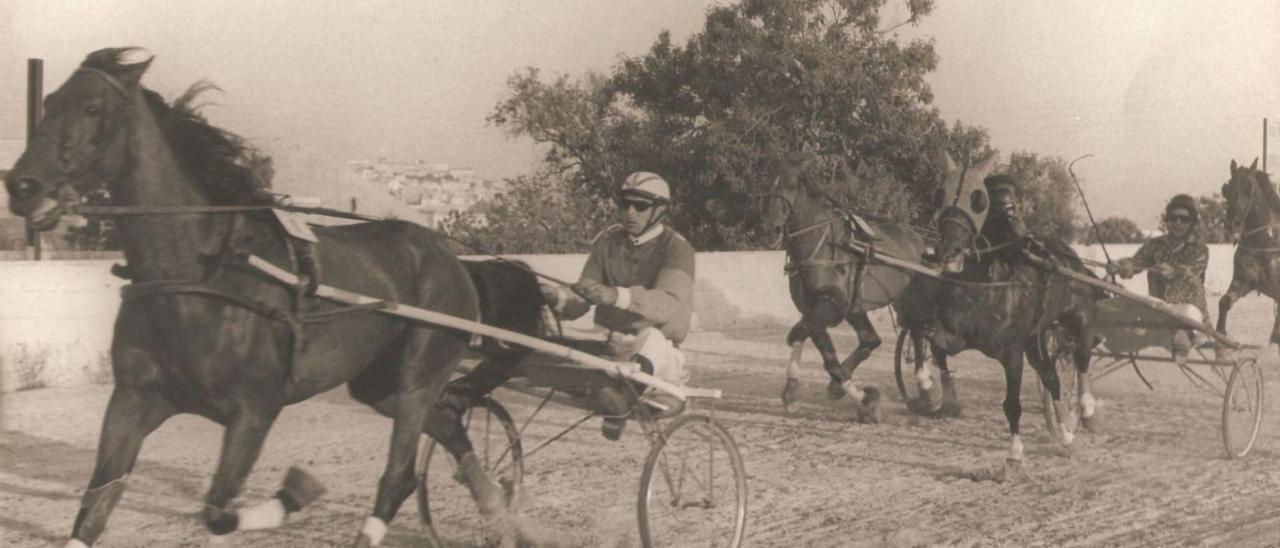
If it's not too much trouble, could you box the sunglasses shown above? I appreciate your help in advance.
[617,200,656,213]
[1165,215,1191,224]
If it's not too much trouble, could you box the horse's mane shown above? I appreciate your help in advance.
[83,49,275,206]
[1252,169,1280,216]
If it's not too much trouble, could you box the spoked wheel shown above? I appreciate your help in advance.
[416,397,523,547]
[1039,327,1082,446]
[1222,355,1264,459]
[893,329,942,410]
[638,414,747,548]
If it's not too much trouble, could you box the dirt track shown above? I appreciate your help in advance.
[5,296,1280,547]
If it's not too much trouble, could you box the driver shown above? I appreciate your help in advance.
[542,171,696,440]
[1109,194,1209,365]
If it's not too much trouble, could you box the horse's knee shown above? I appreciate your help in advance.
[786,323,808,346]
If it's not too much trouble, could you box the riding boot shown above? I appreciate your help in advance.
[591,385,632,441]
[455,452,505,516]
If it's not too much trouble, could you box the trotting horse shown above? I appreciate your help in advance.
[1219,158,1280,349]
[761,152,927,421]
[5,48,477,547]
[923,152,1100,465]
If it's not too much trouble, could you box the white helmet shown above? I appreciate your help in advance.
[619,172,671,203]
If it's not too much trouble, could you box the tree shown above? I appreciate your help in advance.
[1001,151,1081,242]
[487,0,971,251]
[1082,216,1145,244]
[1196,193,1228,243]
[441,174,612,254]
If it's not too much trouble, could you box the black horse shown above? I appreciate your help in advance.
[761,152,927,420]
[4,48,480,547]
[1219,158,1280,349]
[919,153,1100,465]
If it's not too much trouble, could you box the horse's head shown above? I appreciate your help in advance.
[928,151,998,273]
[1222,158,1263,241]
[762,151,819,246]
[5,48,152,231]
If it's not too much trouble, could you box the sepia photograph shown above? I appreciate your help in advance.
[3,1,1280,546]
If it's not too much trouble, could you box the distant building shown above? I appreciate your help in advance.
[347,160,506,228]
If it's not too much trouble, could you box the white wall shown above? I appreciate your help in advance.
[0,245,1247,391]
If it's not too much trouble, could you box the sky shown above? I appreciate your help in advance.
[4,0,1279,229]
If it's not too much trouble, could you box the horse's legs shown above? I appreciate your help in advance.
[1000,345,1028,463]
[781,322,808,411]
[1217,277,1250,337]
[425,355,519,460]
[66,384,173,547]
[1026,336,1074,445]
[202,399,283,538]
[355,329,468,548]
[935,345,962,417]
[833,312,881,421]
[809,327,845,399]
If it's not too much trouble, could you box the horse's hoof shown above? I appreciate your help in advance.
[906,397,942,416]
[1001,458,1031,483]
[826,380,847,401]
[1080,412,1101,432]
[781,378,801,412]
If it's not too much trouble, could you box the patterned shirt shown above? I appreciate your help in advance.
[1130,233,1209,315]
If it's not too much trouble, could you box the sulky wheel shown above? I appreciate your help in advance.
[638,413,747,548]
[1038,326,1082,447]
[415,397,523,547]
[1222,355,1264,459]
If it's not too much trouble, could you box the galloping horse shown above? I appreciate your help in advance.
[5,48,476,547]
[923,152,1100,463]
[1219,158,1280,347]
[762,152,927,420]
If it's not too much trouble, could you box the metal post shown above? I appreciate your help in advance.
[1264,118,1268,172]
[26,58,44,260]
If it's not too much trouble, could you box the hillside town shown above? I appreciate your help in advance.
[347,159,506,228]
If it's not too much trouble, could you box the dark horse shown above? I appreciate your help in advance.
[762,152,927,420]
[1219,158,1280,349]
[920,152,1099,464]
[5,48,477,547]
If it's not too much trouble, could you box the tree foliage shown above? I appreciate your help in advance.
[482,0,976,251]
[1083,216,1145,244]
[441,174,612,254]
[1000,151,1080,242]
[1195,193,1228,243]
[61,190,121,251]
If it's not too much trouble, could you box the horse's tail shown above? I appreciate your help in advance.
[463,259,547,356]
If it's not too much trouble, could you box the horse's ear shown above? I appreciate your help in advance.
[974,152,999,176]
[1231,159,1239,174]
[115,48,154,88]
[1250,158,1259,171]
[935,148,958,174]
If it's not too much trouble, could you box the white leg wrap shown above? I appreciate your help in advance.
[64,540,90,548]
[1009,435,1024,461]
[238,497,287,531]
[789,342,804,362]
[1080,392,1096,418]
[361,516,388,546]
[844,380,864,401]
[915,366,933,391]
[786,359,802,380]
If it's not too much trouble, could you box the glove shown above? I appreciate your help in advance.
[574,279,618,306]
